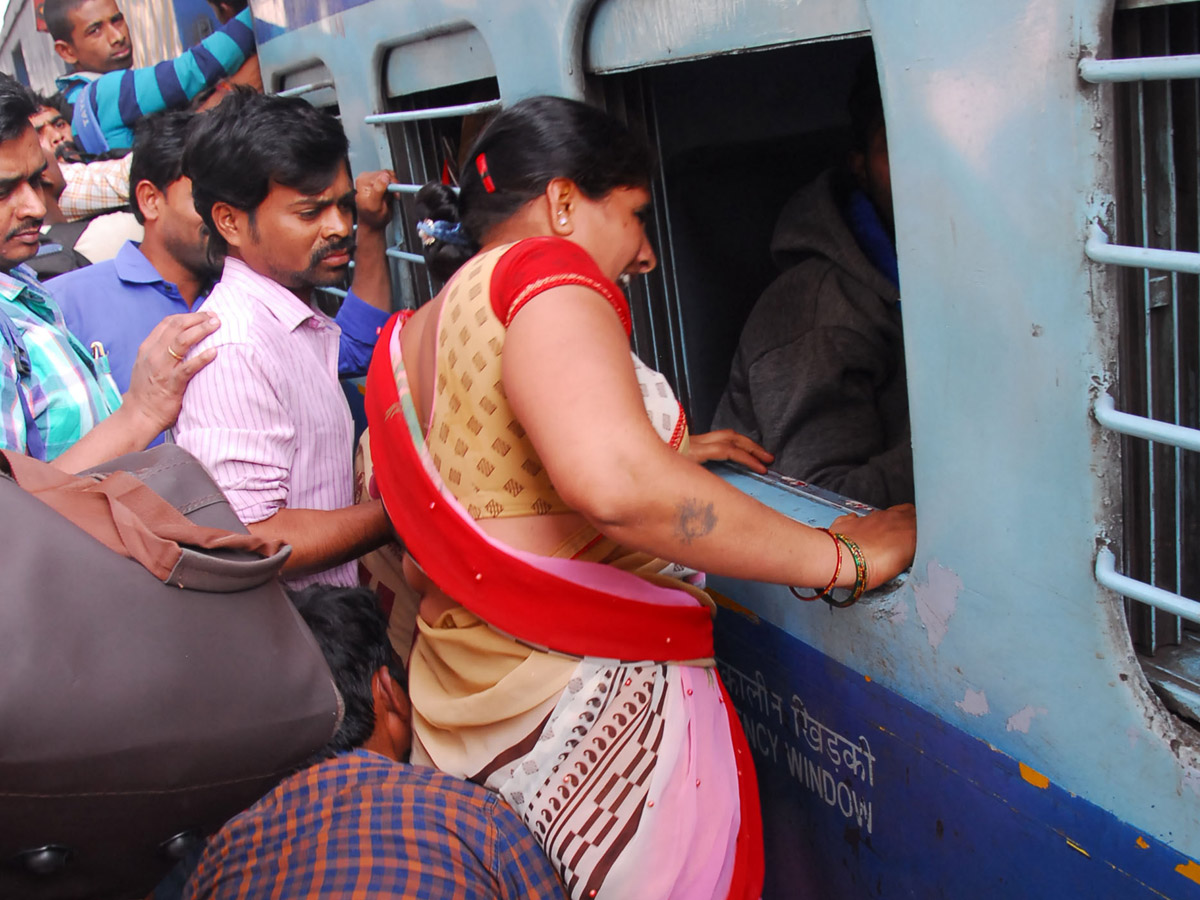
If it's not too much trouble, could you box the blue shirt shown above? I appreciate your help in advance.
[48,241,388,408]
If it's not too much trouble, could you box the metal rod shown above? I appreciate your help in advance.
[1080,54,1200,83]
[1086,222,1200,273]
[275,80,334,98]
[1096,549,1200,625]
[365,100,501,126]
[318,286,348,298]
[1094,393,1200,451]
[387,183,460,195]
[385,247,426,264]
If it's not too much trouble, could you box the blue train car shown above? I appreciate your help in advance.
[254,0,1200,895]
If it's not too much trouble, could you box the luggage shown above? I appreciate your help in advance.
[0,444,342,899]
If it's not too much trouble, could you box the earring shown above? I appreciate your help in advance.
[557,210,569,226]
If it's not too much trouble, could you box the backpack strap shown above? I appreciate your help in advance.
[0,306,46,461]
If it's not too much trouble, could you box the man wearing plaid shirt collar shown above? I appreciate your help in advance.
[181,585,567,900]
[0,74,216,470]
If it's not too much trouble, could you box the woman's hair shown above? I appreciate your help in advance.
[416,95,653,279]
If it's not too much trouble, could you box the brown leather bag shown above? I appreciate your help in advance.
[0,445,342,900]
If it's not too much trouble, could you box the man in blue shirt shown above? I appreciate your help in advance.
[44,0,256,155]
[50,111,395,441]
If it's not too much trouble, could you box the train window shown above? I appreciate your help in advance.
[586,37,878,433]
[1107,0,1200,724]
[377,31,500,310]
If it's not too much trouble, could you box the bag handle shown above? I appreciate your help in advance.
[0,450,291,591]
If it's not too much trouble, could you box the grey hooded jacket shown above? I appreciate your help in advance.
[712,169,912,507]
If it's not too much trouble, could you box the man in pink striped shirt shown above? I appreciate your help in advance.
[174,89,394,587]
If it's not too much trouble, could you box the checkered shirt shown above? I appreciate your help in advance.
[182,749,568,900]
[59,155,131,222]
[0,264,120,459]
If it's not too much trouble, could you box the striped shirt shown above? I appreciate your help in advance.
[0,264,120,460]
[59,155,131,222]
[174,258,357,588]
[182,749,568,900]
[58,9,256,155]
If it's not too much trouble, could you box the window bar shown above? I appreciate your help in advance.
[365,100,502,126]
[275,80,334,99]
[318,286,348,298]
[1080,53,1200,83]
[1097,548,1200,625]
[1138,69,1160,653]
[1094,393,1200,451]
[387,183,460,195]
[1166,48,1184,644]
[1086,223,1200,273]
[386,247,426,264]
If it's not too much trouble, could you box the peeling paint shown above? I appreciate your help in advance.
[955,688,989,716]
[1177,860,1200,886]
[1005,705,1048,733]
[1136,836,1150,850]
[912,560,962,649]
[1183,769,1200,800]
[1019,762,1050,789]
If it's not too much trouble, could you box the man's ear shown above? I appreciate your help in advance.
[847,149,867,190]
[53,40,79,67]
[373,667,412,759]
[133,180,161,223]
[210,200,245,249]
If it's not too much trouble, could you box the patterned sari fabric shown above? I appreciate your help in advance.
[364,240,763,900]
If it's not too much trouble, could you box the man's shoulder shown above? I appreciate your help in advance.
[46,258,120,295]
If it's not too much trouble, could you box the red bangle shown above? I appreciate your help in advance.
[790,528,841,602]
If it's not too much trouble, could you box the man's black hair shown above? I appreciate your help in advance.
[206,0,249,14]
[847,55,886,153]
[129,111,194,223]
[289,585,406,759]
[34,91,71,121]
[0,74,37,143]
[42,0,90,44]
[182,87,350,256]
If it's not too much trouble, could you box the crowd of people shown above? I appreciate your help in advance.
[0,3,917,897]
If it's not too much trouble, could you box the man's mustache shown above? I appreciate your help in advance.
[5,218,42,241]
[310,236,355,266]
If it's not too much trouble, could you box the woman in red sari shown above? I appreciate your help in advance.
[364,96,915,900]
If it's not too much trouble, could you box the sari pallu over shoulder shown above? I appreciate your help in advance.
[364,311,764,900]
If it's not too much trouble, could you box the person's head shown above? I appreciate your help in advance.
[289,585,411,762]
[418,95,657,283]
[183,88,354,298]
[30,101,72,158]
[846,56,893,234]
[46,0,132,73]
[205,0,247,25]
[0,76,48,271]
[130,111,213,279]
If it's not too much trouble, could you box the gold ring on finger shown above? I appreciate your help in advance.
[168,346,185,362]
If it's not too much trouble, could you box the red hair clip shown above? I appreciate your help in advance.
[476,153,496,193]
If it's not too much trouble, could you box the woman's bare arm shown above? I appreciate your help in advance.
[502,285,914,590]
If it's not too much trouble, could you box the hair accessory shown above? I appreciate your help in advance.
[790,528,841,603]
[475,153,496,193]
[825,533,867,608]
[416,218,472,248]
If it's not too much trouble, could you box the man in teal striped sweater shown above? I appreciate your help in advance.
[45,0,256,155]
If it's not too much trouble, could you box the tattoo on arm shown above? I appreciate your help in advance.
[674,498,717,544]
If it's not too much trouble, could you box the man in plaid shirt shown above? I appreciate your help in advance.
[182,585,567,900]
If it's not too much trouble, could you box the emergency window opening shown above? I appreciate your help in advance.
[1111,0,1200,727]
[381,77,501,311]
[589,37,911,511]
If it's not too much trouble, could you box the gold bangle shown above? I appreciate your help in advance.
[789,528,841,603]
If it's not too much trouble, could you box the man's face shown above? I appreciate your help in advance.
[233,165,357,299]
[850,123,893,236]
[56,0,133,73]
[0,127,48,270]
[155,175,215,280]
[30,107,72,157]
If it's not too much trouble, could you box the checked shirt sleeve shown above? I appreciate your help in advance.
[59,156,131,222]
[74,8,256,153]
